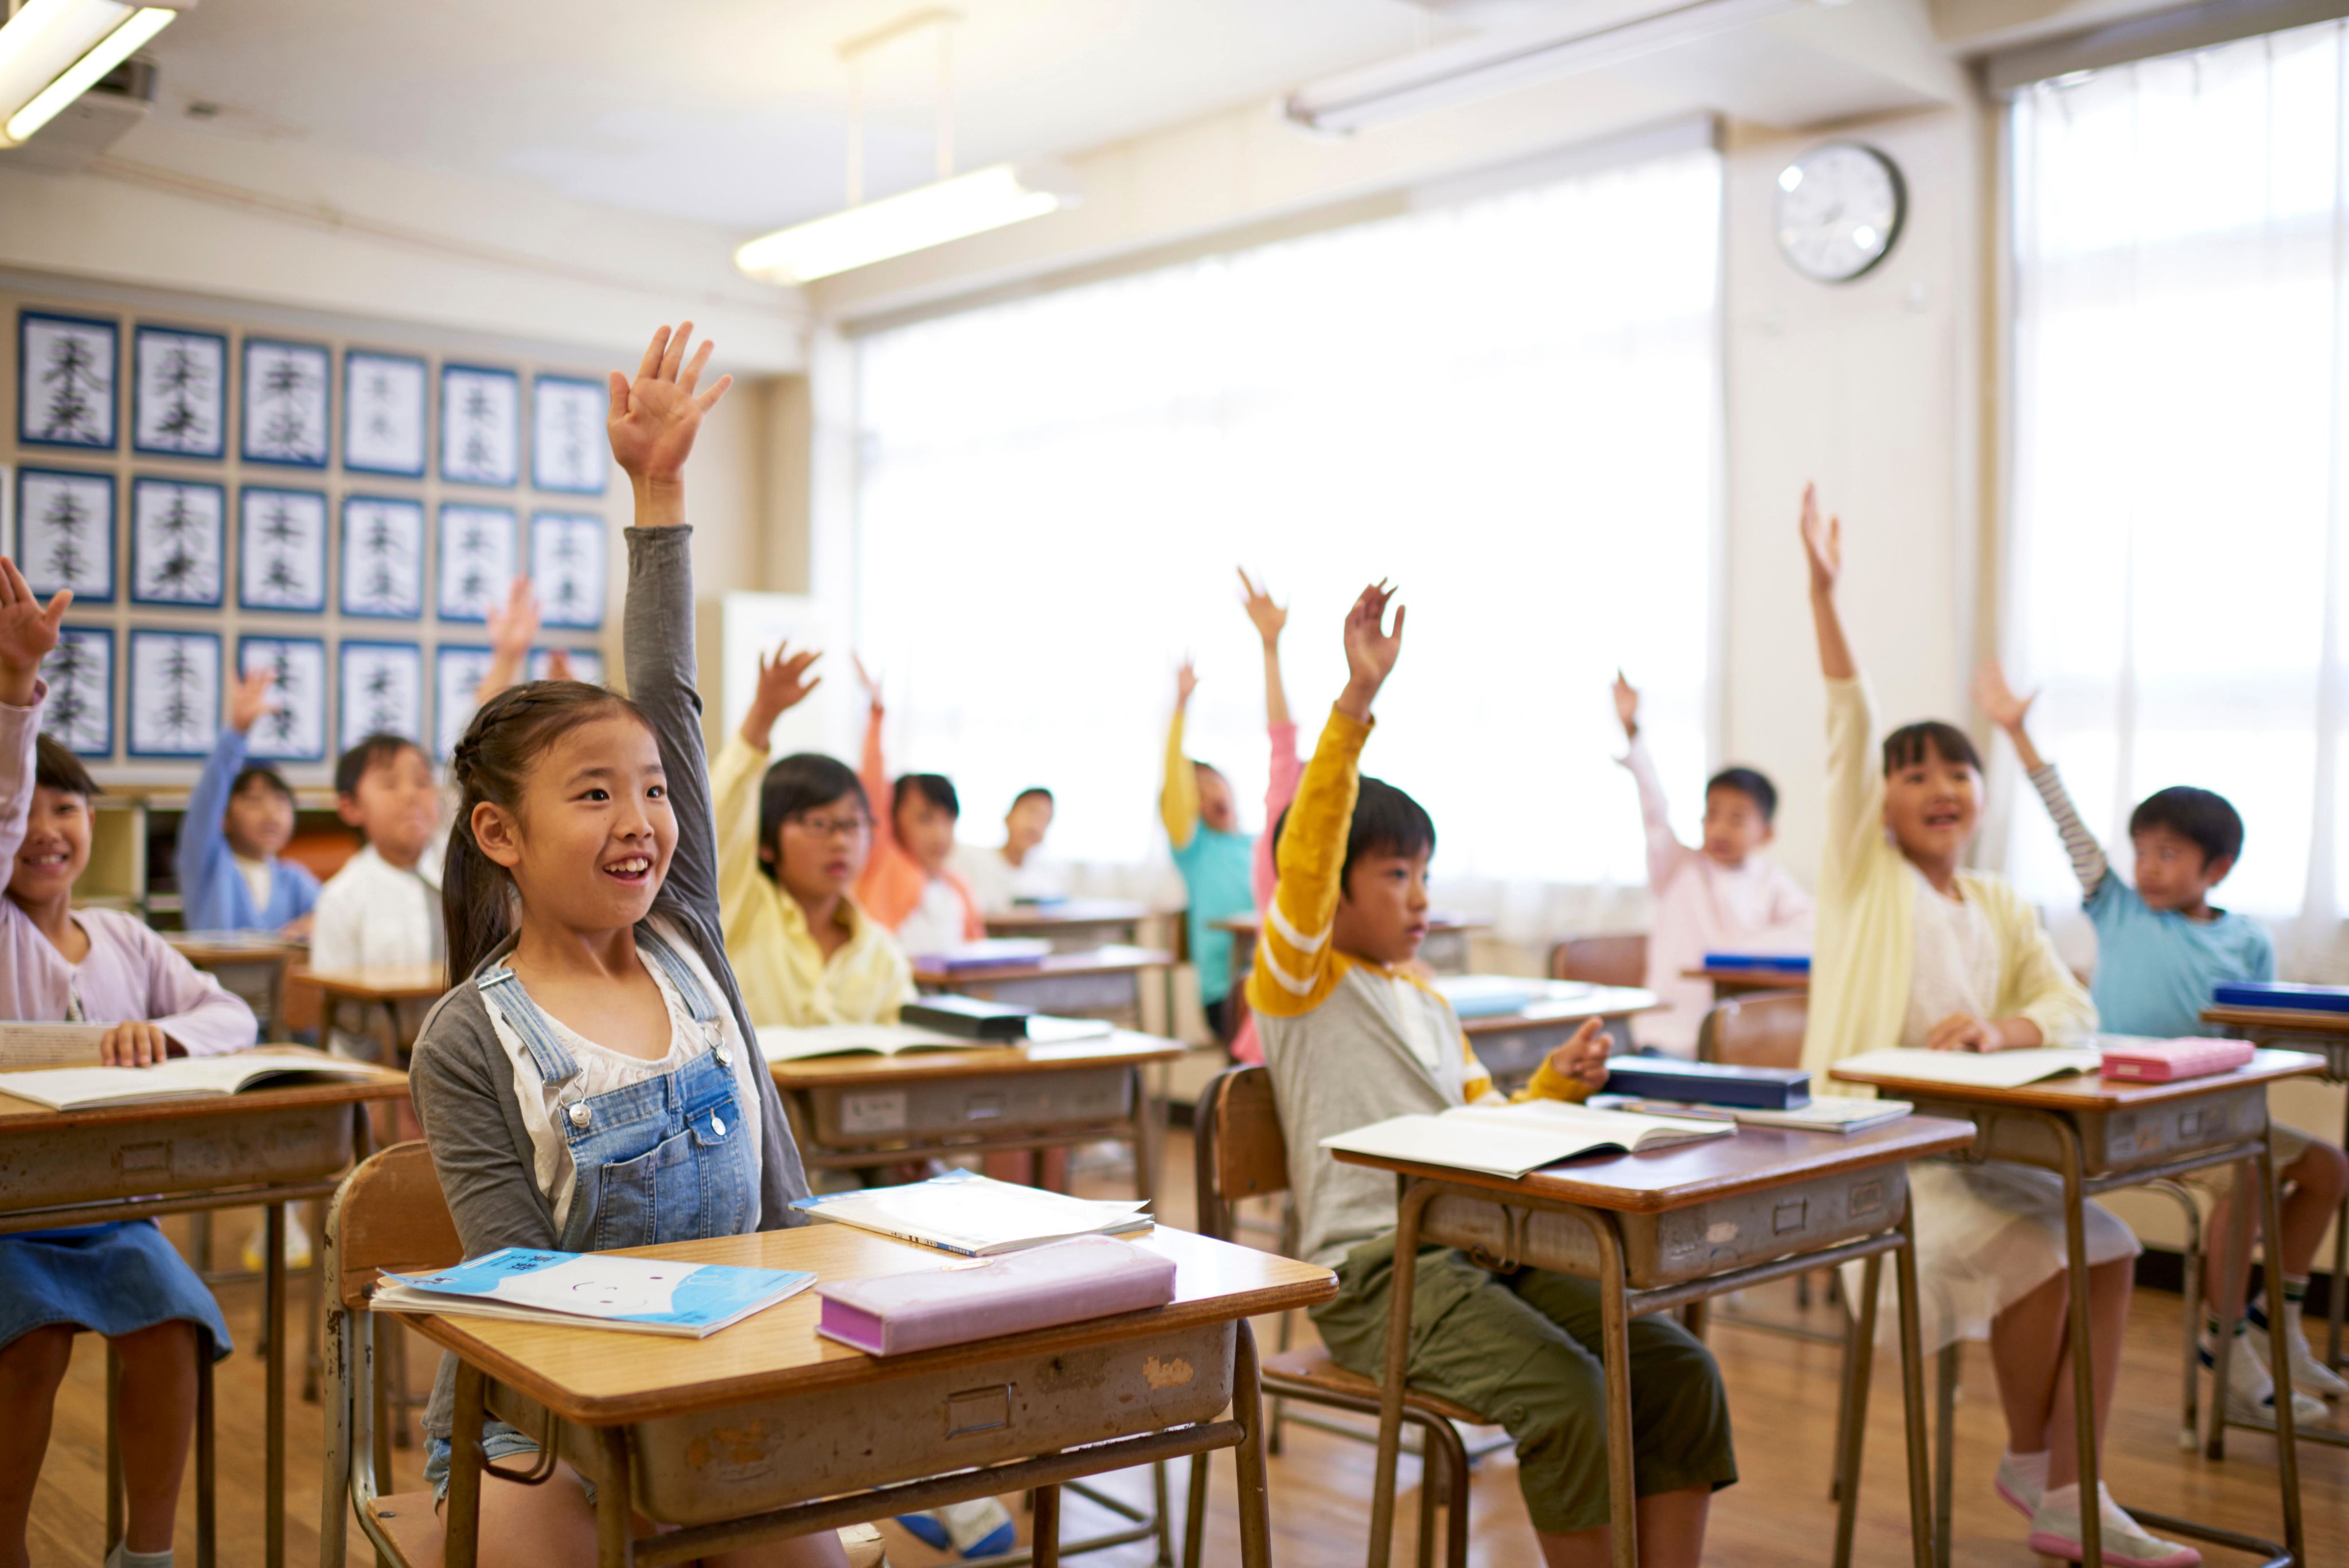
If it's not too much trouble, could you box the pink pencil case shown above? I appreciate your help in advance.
[2100,1037,2256,1083]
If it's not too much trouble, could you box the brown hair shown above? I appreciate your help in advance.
[442,680,654,980]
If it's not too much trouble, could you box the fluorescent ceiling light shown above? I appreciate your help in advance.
[1285,0,1797,134]
[735,161,1078,285]
[0,0,184,149]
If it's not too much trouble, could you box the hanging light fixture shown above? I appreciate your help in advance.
[0,0,189,149]
[735,8,1078,286]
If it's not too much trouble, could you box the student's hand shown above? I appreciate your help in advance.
[99,1021,171,1068]
[485,575,541,664]
[1238,568,1287,645]
[852,653,883,717]
[607,322,733,493]
[1543,1017,1613,1091]
[545,648,576,684]
[278,912,314,942]
[0,556,69,708]
[1800,483,1841,595]
[1175,657,1199,708]
[1925,1014,2012,1054]
[1612,669,1640,740]
[1337,580,1404,721]
[741,641,823,750]
[228,666,278,735]
[1972,658,2038,736]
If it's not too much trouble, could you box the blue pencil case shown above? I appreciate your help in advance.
[2212,981,2349,1014]
[1702,953,1812,973]
[1601,1056,1812,1110]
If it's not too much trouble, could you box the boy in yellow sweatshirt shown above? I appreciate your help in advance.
[1252,582,1733,1568]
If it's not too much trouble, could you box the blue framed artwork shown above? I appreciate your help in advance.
[344,349,428,478]
[440,364,520,486]
[529,512,606,630]
[237,635,328,763]
[38,626,112,758]
[238,486,329,613]
[127,629,220,759]
[131,325,228,459]
[129,478,227,609]
[340,495,425,620]
[240,337,331,467]
[532,375,608,494]
[435,503,516,622]
[434,643,495,759]
[17,310,117,451]
[529,646,605,687]
[339,639,423,751]
[14,468,116,604]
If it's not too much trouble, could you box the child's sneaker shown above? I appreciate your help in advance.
[240,1212,313,1273]
[2027,1482,2199,1567]
[2215,1332,2327,1426]
[1993,1448,2046,1519]
[896,1497,1015,1559]
[2249,1304,2349,1399]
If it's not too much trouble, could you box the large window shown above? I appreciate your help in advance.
[852,145,1722,904]
[2006,20,2349,944]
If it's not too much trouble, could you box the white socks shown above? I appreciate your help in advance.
[2004,1448,2049,1489]
[106,1545,173,1568]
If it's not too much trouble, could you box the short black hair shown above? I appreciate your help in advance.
[893,773,959,823]
[757,753,869,882]
[1271,776,1437,890]
[33,734,99,799]
[1706,766,1777,822]
[335,733,424,798]
[1011,786,1053,810]
[2131,786,2244,869]
[232,763,295,808]
[1882,721,1982,777]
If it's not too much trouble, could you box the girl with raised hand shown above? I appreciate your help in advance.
[405,323,846,1567]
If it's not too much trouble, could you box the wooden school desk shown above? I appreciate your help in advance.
[166,934,302,1037]
[771,1030,1186,1203]
[1462,982,1660,1089]
[914,943,1173,1026]
[1684,964,1812,1003]
[0,1064,407,1568]
[983,898,1152,951]
[2202,1002,2349,1387]
[1832,1050,2321,1568]
[1332,1115,1975,1568]
[414,1222,1335,1568]
[299,964,448,1060]
[1219,912,1485,980]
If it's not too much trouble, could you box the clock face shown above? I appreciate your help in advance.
[1775,142,1904,283]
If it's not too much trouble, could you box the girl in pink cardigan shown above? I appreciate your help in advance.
[1230,569,1301,1065]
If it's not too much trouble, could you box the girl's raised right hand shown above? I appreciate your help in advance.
[1800,483,1841,594]
[0,557,69,707]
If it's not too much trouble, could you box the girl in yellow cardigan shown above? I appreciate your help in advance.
[1797,487,2194,1568]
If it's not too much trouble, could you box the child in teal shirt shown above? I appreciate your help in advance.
[1161,659,1254,1037]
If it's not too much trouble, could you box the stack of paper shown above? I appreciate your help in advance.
[1320,1098,1732,1179]
[791,1170,1152,1257]
[1832,1047,2103,1089]
[373,1248,814,1339]
[1597,1094,1914,1134]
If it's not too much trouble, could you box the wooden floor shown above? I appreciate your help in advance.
[22,1136,2349,1566]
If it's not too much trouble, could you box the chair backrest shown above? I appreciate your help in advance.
[1696,992,1810,1070]
[331,1140,462,1311]
[1551,933,1648,989]
[1192,1064,1289,1245]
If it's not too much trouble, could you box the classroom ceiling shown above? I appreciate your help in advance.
[142,0,1462,232]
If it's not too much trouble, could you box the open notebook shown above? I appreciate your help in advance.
[1833,1047,2104,1090]
[756,1024,1000,1063]
[0,1049,385,1110]
[373,1248,815,1339]
[1320,1099,1732,1179]
[792,1169,1152,1257]
[1597,1094,1915,1134]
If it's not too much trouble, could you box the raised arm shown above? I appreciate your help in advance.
[1804,490,1886,895]
[1161,660,1201,851]
[1240,569,1291,731]
[715,642,823,929]
[610,321,734,928]
[1975,658,2109,898]
[1612,672,1690,888]
[179,669,275,924]
[473,576,542,705]
[855,657,900,863]
[0,557,69,868]
[1802,483,1854,681]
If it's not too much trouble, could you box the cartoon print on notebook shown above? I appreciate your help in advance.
[18,313,116,448]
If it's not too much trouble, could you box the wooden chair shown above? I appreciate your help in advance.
[1183,1066,1472,1568]
[1548,933,1647,989]
[317,1144,885,1568]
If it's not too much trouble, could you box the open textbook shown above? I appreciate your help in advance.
[1595,1094,1915,1134]
[757,1024,998,1063]
[0,1048,385,1110]
[1320,1098,1733,1180]
[373,1248,814,1339]
[1833,1047,2103,1090]
[791,1169,1152,1257]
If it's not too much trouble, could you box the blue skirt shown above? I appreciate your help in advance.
[0,1220,233,1360]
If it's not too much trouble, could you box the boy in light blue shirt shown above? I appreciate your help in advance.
[177,666,319,937]
[1981,661,2348,1422]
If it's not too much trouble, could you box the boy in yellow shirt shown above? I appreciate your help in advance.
[1252,582,1733,1568]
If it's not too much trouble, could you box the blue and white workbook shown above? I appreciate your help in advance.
[373,1248,815,1338]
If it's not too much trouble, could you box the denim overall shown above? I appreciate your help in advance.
[423,928,756,1500]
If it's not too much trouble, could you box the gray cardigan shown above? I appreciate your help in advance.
[407,524,811,1440]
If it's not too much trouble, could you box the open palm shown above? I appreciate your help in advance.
[229,667,278,734]
[1343,580,1404,689]
[1800,483,1841,591]
[606,322,734,485]
[1972,658,2036,731]
[1237,568,1287,642]
[0,557,68,678]
[755,642,824,716]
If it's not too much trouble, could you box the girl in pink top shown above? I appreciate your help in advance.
[1231,570,1301,1065]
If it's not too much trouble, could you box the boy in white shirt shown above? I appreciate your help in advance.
[311,732,444,1058]
[953,787,1066,912]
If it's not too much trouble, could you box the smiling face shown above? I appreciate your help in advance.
[225,773,296,861]
[1701,784,1773,868]
[476,711,675,936]
[772,789,871,905]
[1882,742,1983,871]
[1332,846,1432,968]
[10,785,91,907]
[339,743,442,868]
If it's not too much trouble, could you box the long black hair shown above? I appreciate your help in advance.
[442,680,654,981]
[757,752,869,882]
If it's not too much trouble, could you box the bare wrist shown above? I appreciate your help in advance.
[1336,677,1380,722]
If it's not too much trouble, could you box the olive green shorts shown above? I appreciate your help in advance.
[1310,1235,1737,1536]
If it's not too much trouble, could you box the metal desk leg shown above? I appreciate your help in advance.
[105,1344,122,1554]
[2054,1118,2104,1567]
[266,1201,287,1568]
[1829,1253,1879,1568]
[1933,1347,1956,1568]
[1892,1228,1935,1568]
[1367,1179,1439,1568]
[2254,1142,2307,1566]
[1232,1320,1275,1568]
[2204,1161,2256,1461]
[595,1426,636,1568]
[2333,1075,2348,1373]
[1033,1484,1063,1568]
[1591,1214,1640,1568]
[196,1349,216,1568]
[445,1362,487,1568]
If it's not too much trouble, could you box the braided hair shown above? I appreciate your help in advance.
[442,679,654,981]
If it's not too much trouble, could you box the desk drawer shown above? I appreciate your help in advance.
[1422,1162,1907,1291]
[804,1065,1134,1146]
[0,1101,358,1212]
[1912,1087,2269,1179]
[530,1319,1236,1524]
[961,972,1139,1018]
